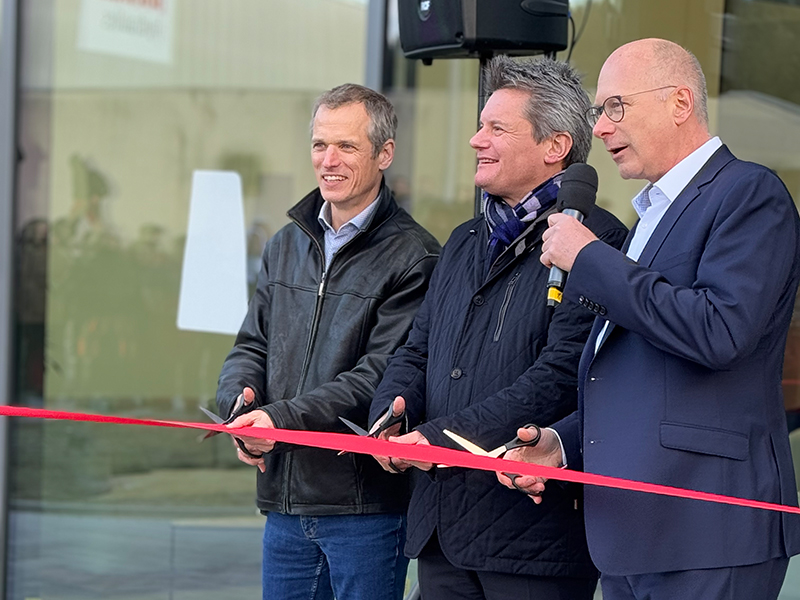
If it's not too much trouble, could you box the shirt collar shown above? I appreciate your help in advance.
[631,136,722,218]
[318,196,380,234]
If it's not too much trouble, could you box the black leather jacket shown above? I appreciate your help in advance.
[217,182,440,515]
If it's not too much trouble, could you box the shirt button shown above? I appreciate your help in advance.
[451,368,463,380]
[473,295,485,306]
[599,307,607,316]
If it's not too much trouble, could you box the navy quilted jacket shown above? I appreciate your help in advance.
[370,205,627,578]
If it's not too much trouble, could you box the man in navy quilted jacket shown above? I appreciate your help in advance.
[368,56,627,600]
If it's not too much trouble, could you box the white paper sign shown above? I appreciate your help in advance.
[177,171,248,335]
[78,0,175,65]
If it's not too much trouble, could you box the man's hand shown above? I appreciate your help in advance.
[496,426,563,504]
[385,430,432,472]
[226,387,276,472]
[372,397,418,473]
[540,213,598,272]
[370,396,405,438]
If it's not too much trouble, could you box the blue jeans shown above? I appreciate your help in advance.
[262,512,408,600]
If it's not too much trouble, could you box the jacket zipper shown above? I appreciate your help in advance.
[282,221,327,513]
[493,272,521,342]
[286,217,364,511]
[295,268,327,397]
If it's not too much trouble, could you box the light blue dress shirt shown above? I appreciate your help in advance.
[317,197,379,271]
[594,136,723,353]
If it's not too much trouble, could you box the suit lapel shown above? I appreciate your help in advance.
[592,145,736,355]
[636,145,735,269]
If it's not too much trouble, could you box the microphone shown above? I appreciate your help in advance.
[546,163,598,307]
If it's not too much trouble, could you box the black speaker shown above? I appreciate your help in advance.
[398,0,569,60]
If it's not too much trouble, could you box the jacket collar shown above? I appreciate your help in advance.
[287,178,398,242]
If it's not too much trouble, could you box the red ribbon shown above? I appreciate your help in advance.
[1,405,798,515]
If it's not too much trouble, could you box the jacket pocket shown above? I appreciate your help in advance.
[660,421,748,460]
[493,272,521,342]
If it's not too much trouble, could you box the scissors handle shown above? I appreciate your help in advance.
[225,393,263,459]
[370,407,406,438]
[224,392,257,424]
[504,423,541,452]
[502,472,543,498]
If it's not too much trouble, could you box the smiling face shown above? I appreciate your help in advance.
[469,88,564,206]
[311,102,393,219]
[592,46,679,183]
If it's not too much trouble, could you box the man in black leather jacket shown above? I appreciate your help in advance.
[216,84,440,600]
[368,57,628,599]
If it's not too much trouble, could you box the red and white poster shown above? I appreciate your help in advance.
[78,0,175,64]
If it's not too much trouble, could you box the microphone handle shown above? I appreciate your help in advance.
[546,208,586,307]
[561,208,586,223]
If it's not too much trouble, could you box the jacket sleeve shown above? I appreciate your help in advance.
[565,168,799,370]
[368,242,453,430]
[368,281,432,431]
[415,223,628,451]
[261,253,438,433]
[551,411,582,471]
[215,242,273,418]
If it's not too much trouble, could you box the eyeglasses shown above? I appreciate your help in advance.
[585,85,677,126]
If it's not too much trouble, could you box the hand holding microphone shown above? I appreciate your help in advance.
[543,164,599,306]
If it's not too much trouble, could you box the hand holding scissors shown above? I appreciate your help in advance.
[200,387,275,472]
[340,396,431,473]
[443,424,559,503]
[496,425,565,504]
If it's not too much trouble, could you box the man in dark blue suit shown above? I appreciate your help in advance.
[498,38,800,599]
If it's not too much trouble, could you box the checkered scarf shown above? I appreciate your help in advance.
[483,172,563,267]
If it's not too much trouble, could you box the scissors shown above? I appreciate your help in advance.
[442,424,542,496]
[339,406,406,439]
[199,400,263,459]
[339,409,407,472]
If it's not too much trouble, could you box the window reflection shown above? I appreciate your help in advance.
[8,0,800,598]
[11,1,370,598]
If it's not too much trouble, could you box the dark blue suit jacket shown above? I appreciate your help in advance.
[555,145,800,575]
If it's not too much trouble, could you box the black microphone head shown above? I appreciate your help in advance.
[557,163,598,217]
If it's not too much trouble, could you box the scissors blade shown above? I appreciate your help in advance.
[486,445,508,459]
[199,405,225,424]
[198,406,226,440]
[339,416,370,437]
[443,429,491,457]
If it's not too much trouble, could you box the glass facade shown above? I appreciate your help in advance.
[10,1,375,598]
[3,0,800,598]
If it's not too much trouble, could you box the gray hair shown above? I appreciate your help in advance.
[311,84,398,158]
[483,55,592,166]
[649,40,709,127]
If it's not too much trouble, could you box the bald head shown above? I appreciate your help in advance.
[604,38,708,127]
[593,38,712,182]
